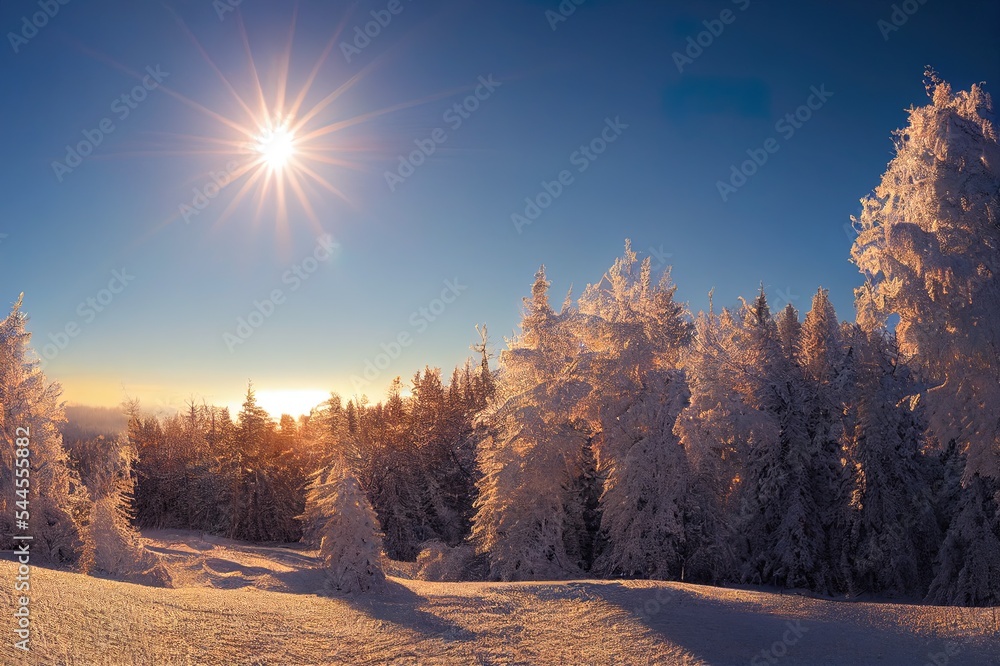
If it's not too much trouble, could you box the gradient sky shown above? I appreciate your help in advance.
[1,0,997,417]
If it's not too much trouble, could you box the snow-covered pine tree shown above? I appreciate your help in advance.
[798,289,852,592]
[299,394,355,548]
[306,457,386,594]
[674,306,750,583]
[851,72,1000,604]
[776,303,802,363]
[577,242,693,579]
[591,372,690,579]
[0,295,88,564]
[472,266,592,581]
[734,290,829,592]
[842,327,937,596]
[84,435,171,586]
[221,383,304,542]
[926,472,1000,606]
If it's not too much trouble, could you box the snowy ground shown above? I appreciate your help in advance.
[2,531,998,665]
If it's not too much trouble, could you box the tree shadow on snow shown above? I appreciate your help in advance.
[588,582,998,665]
[203,557,274,577]
[332,579,477,643]
[145,544,200,558]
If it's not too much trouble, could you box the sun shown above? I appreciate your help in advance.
[133,8,456,239]
[254,123,296,171]
[253,389,329,419]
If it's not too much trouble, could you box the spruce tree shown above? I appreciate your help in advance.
[472,266,592,580]
[306,458,386,594]
[735,290,829,592]
[577,242,693,578]
[85,435,171,586]
[851,73,1000,604]
[843,328,937,596]
[0,296,88,564]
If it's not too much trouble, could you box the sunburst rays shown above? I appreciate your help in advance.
[75,4,471,249]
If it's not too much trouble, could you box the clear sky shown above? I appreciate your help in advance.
[1,0,996,417]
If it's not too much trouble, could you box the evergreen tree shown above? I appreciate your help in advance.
[851,73,1000,604]
[776,303,802,362]
[84,435,171,586]
[843,328,937,596]
[0,296,88,564]
[577,242,693,578]
[735,290,829,592]
[472,266,592,580]
[593,373,690,578]
[674,305,752,583]
[798,289,852,592]
[363,377,428,560]
[306,457,386,594]
[926,473,1000,606]
[220,383,303,542]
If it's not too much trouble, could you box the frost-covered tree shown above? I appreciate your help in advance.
[776,303,802,362]
[852,72,1000,478]
[306,458,386,594]
[219,383,304,542]
[0,295,88,564]
[842,327,937,596]
[577,242,693,578]
[799,290,844,386]
[299,394,356,547]
[798,289,852,591]
[926,473,1000,606]
[851,73,1000,604]
[733,291,830,592]
[472,266,592,580]
[674,304,757,583]
[592,373,690,578]
[82,435,171,586]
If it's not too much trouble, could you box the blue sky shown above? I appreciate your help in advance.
[1,0,996,416]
